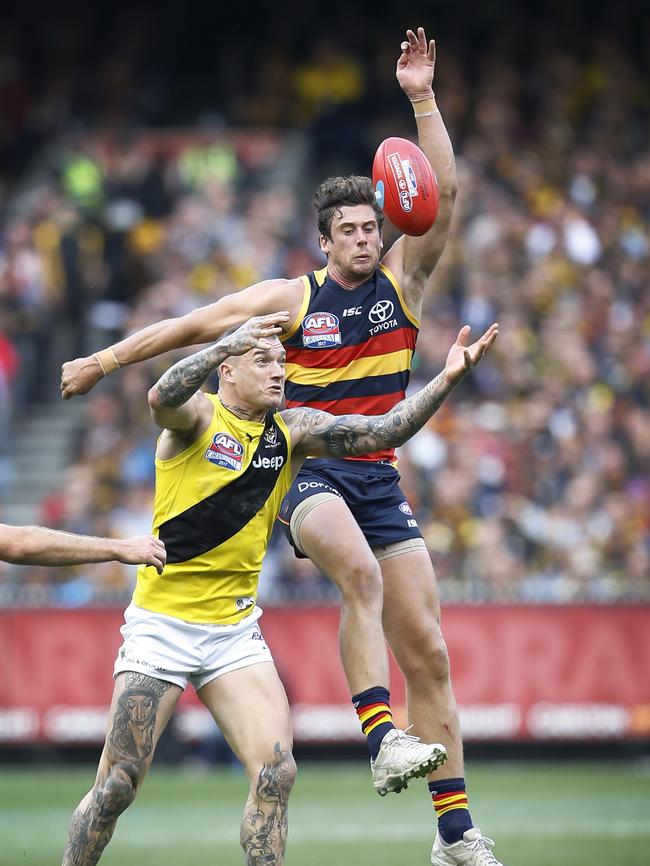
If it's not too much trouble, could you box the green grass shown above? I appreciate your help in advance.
[1,759,649,865]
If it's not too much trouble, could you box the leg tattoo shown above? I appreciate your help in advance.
[62,673,173,866]
[240,743,296,866]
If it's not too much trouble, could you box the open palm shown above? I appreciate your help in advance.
[396,27,435,97]
[444,323,499,385]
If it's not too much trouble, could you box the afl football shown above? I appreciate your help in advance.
[372,137,439,236]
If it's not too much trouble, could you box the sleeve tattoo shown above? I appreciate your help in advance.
[285,371,455,457]
[155,343,229,408]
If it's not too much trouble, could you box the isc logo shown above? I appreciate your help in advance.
[302,311,342,349]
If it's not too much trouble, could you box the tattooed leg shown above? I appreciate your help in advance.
[240,743,297,866]
[61,672,178,866]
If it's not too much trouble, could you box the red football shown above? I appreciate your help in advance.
[372,137,439,236]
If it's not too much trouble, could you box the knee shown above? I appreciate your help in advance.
[399,628,450,684]
[281,752,298,791]
[337,559,383,607]
[252,749,297,800]
[101,762,140,814]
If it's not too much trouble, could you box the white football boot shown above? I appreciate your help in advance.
[371,728,447,796]
[431,828,504,865]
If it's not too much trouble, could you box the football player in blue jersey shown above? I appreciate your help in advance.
[61,27,506,865]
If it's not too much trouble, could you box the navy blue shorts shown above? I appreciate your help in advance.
[278,458,422,558]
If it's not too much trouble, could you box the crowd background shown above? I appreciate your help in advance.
[0,0,648,607]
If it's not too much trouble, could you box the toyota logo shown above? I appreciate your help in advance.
[368,300,395,323]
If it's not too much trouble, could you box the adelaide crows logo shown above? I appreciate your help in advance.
[302,311,342,349]
[204,432,244,471]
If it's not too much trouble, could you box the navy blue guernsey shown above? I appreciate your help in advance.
[281,264,420,462]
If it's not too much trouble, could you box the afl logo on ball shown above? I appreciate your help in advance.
[204,432,244,471]
[302,312,342,349]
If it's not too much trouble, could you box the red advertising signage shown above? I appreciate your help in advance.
[1,605,649,744]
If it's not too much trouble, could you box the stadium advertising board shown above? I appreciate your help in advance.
[1,606,649,744]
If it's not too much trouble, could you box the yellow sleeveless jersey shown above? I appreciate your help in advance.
[133,394,293,624]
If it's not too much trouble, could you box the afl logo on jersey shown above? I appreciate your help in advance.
[302,312,342,349]
[204,432,244,471]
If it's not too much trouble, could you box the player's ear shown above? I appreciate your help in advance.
[219,361,236,383]
[319,234,330,255]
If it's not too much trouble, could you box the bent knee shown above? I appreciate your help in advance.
[101,762,141,813]
[253,749,297,797]
[336,559,383,604]
[397,633,450,683]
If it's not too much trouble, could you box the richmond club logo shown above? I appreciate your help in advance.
[302,311,342,349]
[204,432,244,471]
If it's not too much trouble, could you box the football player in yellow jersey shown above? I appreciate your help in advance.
[0,522,165,570]
[61,313,498,866]
[61,27,508,866]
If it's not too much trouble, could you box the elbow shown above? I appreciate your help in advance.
[440,176,458,204]
[147,384,161,413]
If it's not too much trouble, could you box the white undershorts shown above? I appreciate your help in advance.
[114,602,274,691]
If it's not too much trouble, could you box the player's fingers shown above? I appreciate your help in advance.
[417,26,427,48]
[259,322,285,334]
[406,29,418,46]
[456,324,471,346]
[429,39,436,62]
[257,311,290,323]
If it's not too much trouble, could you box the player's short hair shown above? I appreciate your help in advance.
[314,175,384,240]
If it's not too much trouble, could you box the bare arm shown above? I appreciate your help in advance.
[285,323,498,459]
[383,27,458,306]
[0,524,167,573]
[61,277,302,398]
[148,313,289,434]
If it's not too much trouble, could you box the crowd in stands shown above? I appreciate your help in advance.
[0,9,648,604]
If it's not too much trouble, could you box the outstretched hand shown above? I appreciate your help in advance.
[222,312,291,357]
[61,356,104,400]
[444,323,499,386]
[117,535,167,574]
[396,26,436,100]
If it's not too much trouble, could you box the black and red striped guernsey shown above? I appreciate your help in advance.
[282,264,420,462]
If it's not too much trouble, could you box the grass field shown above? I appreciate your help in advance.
[1,759,649,865]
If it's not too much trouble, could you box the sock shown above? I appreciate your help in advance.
[352,686,395,760]
[429,777,473,844]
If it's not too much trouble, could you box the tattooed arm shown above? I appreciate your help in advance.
[285,323,499,459]
[147,312,289,436]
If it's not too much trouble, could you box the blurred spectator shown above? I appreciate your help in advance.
[0,8,648,605]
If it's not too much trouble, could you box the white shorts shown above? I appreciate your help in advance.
[114,602,274,691]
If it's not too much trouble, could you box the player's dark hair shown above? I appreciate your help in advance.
[314,175,384,239]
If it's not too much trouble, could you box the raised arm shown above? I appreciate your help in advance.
[382,27,458,308]
[147,313,289,438]
[285,323,498,459]
[61,277,303,399]
[0,524,166,573]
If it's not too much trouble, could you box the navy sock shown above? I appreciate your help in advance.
[352,686,395,760]
[429,777,473,844]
